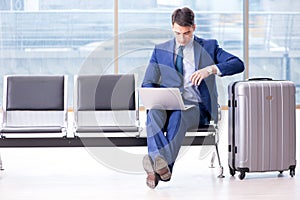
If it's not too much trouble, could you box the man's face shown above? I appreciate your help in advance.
[172,22,195,46]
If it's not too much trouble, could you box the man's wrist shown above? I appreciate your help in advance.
[206,65,214,75]
[206,65,221,76]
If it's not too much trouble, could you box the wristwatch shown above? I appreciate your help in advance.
[206,66,213,75]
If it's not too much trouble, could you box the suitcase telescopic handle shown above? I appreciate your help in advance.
[248,78,273,81]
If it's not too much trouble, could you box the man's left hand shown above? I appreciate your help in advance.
[190,66,215,86]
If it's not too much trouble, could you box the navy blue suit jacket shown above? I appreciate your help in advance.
[142,36,244,122]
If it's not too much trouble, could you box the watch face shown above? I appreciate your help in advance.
[206,67,213,74]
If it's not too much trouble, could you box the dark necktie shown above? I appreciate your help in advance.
[175,45,184,75]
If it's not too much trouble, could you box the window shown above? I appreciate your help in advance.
[0,0,113,104]
[118,0,243,105]
[0,0,299,106]
[249,0,300,104]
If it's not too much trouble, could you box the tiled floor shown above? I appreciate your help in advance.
[0,110,299,200]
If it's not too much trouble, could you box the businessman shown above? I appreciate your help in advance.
[141,7,244,189]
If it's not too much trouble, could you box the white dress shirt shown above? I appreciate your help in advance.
[175,36,222,103]
[175,37,201,102]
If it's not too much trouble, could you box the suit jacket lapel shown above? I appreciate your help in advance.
[169,39,176,69]
[160,39,176,70]
[193,39,202,70]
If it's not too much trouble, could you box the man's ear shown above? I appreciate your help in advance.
[193,24,196,31]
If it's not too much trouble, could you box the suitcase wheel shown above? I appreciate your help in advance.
[290,169,295,177]
[289,165,296,177]
[238,171,246,180]
[229,166,235,176]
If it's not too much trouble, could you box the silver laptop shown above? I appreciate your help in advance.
[139,88,194,110]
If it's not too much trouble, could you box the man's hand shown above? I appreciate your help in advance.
[190,65,215,86]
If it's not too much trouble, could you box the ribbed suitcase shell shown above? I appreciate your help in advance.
[228,79,296,179]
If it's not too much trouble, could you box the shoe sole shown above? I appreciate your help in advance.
[143,155,159,189]
[143,155,154,173]
[154,156,172,181]
[146,174,159,189]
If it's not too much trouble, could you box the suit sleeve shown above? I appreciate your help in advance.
[141,47,161,87]
[213,40,245,76]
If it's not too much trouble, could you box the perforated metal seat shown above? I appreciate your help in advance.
[0,75,68,138]
[73,74,140,136]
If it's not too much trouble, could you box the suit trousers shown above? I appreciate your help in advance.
[146,103,210,172]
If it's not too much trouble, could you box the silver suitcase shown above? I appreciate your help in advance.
[228,78,296,179]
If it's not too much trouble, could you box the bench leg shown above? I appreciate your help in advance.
[209,151,215,168]
[215,144,225,178]
[0,153,3,171]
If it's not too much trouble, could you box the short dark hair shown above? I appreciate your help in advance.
[171,7,195,27]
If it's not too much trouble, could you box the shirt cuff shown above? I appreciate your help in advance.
[215,65,222,76]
